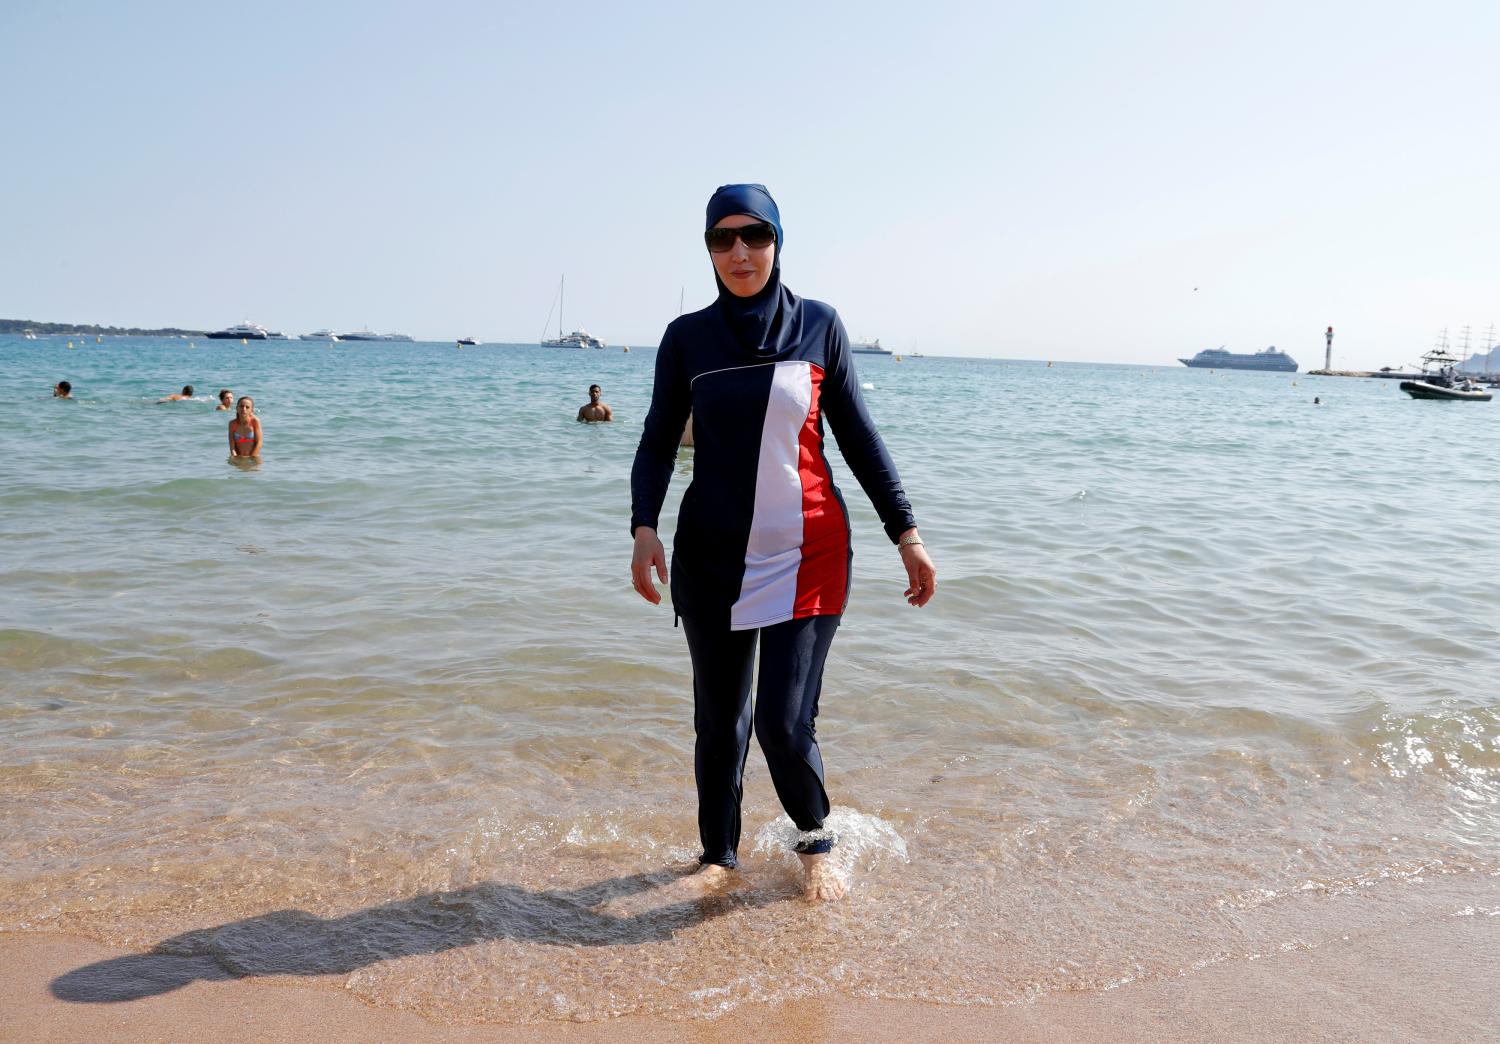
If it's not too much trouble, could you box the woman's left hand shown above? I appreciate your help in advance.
[898,530,936,607]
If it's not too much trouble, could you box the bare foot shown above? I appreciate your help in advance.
[799,852,847,901]
[597,863,734,917]
[669,862,735,897]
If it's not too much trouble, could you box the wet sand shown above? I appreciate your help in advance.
[6,914,1495,1042]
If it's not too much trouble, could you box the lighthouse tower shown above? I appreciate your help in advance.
[1324,326,1334,370]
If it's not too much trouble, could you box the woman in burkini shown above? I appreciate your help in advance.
[630,184,936,900]
[227,396,262,458]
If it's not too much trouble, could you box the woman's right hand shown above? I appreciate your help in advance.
[632,527,669,605]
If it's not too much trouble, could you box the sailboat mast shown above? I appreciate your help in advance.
[559,275,565,339]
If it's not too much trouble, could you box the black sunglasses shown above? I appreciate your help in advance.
[704,222,776,253]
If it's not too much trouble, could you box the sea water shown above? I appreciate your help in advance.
[2,336,1497,1022]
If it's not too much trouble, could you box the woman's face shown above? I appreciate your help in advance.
[709,214,775,298]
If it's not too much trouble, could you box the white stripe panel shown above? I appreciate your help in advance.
[730,361,812,630]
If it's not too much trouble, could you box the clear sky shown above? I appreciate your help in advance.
[4,1,1497,367]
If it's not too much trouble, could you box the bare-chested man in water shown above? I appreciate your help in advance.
[577,384,613,422]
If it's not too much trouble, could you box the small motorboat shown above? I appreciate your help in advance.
[1398,346,1492,400]
[457,337,479,346]
[1400,378,1492,401]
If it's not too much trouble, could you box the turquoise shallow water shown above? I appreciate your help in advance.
[3,335,1498,1021]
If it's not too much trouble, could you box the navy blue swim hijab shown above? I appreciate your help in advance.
[705,183,802,357]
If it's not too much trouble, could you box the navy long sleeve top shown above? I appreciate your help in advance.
[631,291,916,630]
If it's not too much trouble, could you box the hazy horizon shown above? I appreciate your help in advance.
[4,1,1497,370]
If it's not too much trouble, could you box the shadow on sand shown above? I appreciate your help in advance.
[52,868,772,1004]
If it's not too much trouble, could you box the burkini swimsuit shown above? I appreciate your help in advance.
[630,184,917,867]
[631,295,914,628]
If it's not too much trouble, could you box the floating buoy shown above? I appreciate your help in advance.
[895,354,903,362]
[96,336,101,343]
[623,346,630,353]
[67,341,74,349]
[241,338,247,345]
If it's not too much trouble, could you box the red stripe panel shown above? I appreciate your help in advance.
[793,364,849,617]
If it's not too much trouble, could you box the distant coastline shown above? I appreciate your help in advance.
[2,318,206,337]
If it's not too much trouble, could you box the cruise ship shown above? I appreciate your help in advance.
[1179,346,1298,372]
[850,337,893,356]
[207,322,270,340]
[340,329,414,342]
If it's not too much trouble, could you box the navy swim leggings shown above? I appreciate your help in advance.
[680,613,841,868]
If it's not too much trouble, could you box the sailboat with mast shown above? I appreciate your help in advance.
[1457,322,1499,378]
[540,275,606,349]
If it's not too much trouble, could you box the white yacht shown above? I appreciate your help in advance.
[540,275,606,348]
[300,329,340,341]
[850,337,892,356]
[207,322,270,340]
[544,329,607,349]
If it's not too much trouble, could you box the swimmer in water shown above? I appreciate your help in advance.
[227,396,262,457]
[216,389,234,411]
[159,384,195,403]
[577,384,614,422]
[53,380,72,399]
